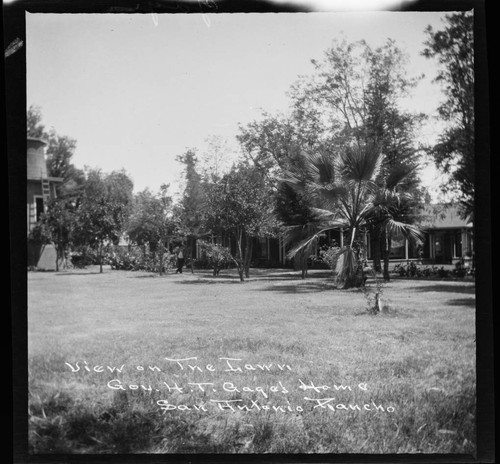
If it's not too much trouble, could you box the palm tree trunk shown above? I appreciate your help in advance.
[349,226,357,247]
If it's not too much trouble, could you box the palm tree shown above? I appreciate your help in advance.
[365,164,424,281]
[281,143,422,288]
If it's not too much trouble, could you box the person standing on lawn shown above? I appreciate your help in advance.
[175,245,185,274]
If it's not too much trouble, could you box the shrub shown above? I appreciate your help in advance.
[318,245,341,273]
[198,241,234,276]
[108,246,176,273]
[70,245,104,268]
[392,262,470,279]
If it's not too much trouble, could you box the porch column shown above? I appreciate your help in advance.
[461,229,467,256]
[452,235,457,258]
[340,228,344,247]
[404,238,409,260]
[429,233,434,259]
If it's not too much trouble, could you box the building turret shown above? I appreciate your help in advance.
[27,137,48,179]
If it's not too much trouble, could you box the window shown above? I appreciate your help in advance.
[35,197,44,222]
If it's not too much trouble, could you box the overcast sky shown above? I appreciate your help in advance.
[26,11,458,197]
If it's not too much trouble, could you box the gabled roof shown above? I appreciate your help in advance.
[417,204,472,229]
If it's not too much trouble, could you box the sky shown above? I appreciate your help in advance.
[26,10,458,198]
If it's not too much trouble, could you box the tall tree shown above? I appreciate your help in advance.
[176,149,206,273]
[275,181,318,278]
[200,135,233,181]
[237,113,302,177]
[422,11,474,217]
[287,38,426,273]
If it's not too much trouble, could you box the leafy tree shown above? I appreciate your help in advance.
[198,240,234,276]
[37,198,76,271]
[45,129,85,193]
[203,163,275,281]
[126,185,174,275]
[27,104,46,138]
[73,168,134,273]
[237,113,303,177]
[290,38,421,143]
[422,11,474,217]
[199,135,234,181]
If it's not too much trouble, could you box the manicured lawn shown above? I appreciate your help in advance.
[28,266,476,454]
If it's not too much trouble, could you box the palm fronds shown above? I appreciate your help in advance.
[382,219,425,243]
[281,223,323,259]
[334,247,357,285]
[385,164,416,190]
[339,145,383,184]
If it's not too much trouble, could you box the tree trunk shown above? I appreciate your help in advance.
[371,226,382,272]
[341,227,358,287]
[189,236,195,274]
[244,236,253,278]
[55,243,60,272]
[236,229,244,281]
[99,241,103,273]
[158,238,164,276]
[383,232,392,281]
[301,253,308,279]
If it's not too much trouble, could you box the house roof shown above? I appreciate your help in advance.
[27,176,64,182]
[417,204,472,229]
[27,137,48,147]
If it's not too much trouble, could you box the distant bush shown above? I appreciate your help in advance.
[318,245,341,273]
[392,262,473,279]
[108,246,175,273]
[70,245,104,268]
[198,240,234,276]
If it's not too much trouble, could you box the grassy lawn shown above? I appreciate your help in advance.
[28,266,476,454]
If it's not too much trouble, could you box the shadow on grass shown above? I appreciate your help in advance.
[447,298,476,307]
[55,272,103,276]
[173,279,240,285]
[164,269,334,285]
[412,284,475,294]
[259,281,336,293]
[131,274,164,278]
